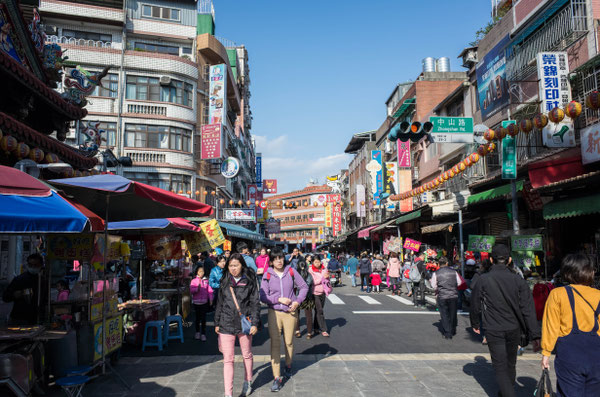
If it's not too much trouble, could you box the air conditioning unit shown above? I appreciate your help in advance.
[159,76,172,85]
[384,140,393,154]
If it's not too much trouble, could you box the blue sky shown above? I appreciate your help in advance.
[214,1,491,193]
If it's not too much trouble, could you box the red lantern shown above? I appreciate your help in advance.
[45,152,59,164]
[470,153,480,163]
[464,157,473,167]
[548,107,565,124]
[506,123,519,137]
[458,161,467,172]
[586,91,600,110]
[448,169,456,178]
[478,145,489,156]
[484,129,496,141]
[496,127,508,140]
[487,142,497,152]
[15,143,30,159]
[441,171,449,181]
[452,165,460,174]
[565,101,583,119]
[1,136,17,153]
[533,113,548,129]
[519,119,534,134]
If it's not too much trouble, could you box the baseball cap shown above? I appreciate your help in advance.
[491,244,510,261]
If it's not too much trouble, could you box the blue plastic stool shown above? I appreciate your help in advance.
[164,315,184,344]
[142,320,166,351]
[56,375,89,397]
[65,365,92,376]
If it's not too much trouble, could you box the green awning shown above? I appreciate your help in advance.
[543,194,600,220]
[395,210,421,225]
[392,97,416,118]
[467,180,524,205]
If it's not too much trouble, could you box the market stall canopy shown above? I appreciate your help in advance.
[108,218,201,234]
[467,180,524,205]
[218,221,264,242]
[395,209,422,225]
[49,174,213,222]
[0,165,97,233]
[358,225,378,238]
[421,222,455,234]
[543,193,600,220]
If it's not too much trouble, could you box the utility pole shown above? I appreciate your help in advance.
[507,109,520,233]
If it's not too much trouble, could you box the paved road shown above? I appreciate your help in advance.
[122,274,489,357]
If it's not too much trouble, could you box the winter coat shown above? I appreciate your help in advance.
[387,257,402,278]
[255,255,270,273]
[369,273,382,286]
[260,266,308,311]
[209,266,223,290]
[372,259,386,273]
[431,267,459,300]
[242,254,258,273]
[190,276,213,305]
[309,267,329,296]
[214,274,260,335]
[328,258,342,272]
[358,258,372,274]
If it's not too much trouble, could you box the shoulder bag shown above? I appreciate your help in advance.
[229,286,252,335]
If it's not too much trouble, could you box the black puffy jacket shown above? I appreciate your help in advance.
[358,258,372,274]
[214,274,261,335]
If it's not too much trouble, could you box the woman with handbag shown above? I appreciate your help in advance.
[541,254,600,396]
[260,250,308,392]
[295,258,315,338]
[214,253,260,397]
[309,256,331,337]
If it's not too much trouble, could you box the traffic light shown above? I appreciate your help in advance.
[388,121,433,142]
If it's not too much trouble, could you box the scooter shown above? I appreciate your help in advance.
[330,270,342,287]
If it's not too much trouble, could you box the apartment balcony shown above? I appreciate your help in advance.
[46,35,116,49]
[506,2,588,82]
[125,148,194,169]
[124,100,196,123]
[40,0,124,26]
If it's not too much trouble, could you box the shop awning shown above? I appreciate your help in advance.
[108,218,200,233]
[528,153,586,189]
[421,222,455,234]
[467,180,524,205]
[543,194,600,220]
[392,97,416,118]
[218,221,264,242]
[395,209,422,225]
[358,225,378,238]
[372,217,398,232]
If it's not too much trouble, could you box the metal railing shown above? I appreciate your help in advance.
[216,36,238,49]
[126,104,167,116]
[46,35,113,49]
[506,1,588,82]
[126,152,166,163]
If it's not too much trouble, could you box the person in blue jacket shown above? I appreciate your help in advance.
[347,253,359,287]
[209,255,226,308]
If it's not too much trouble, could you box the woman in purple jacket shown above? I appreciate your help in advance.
[260,249,308,392]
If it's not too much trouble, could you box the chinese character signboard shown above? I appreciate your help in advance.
[476,35,510,120]
[511,235,543,251]
[467,235,495,253]
[209,64,227,125]
[184,233,212,254]
[255,153,262,187]
[384,162,398,210]
[200,219,226,248]
[325,205,332,228]
[403,238,422,253]
[326,194,341,203]
[47,235,94,260]
[581,123,600,164]
[223,209,255,221]
[201,124,222,159]
[94,315,122,361]
[537,52,571,112]
[332,204,342,236]
[430,117,474,143]
[263,179,277,194]
[502,120,517,179]
[367,150,383,204]
[397,141,411,168]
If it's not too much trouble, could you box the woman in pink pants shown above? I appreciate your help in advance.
[214,253,260,397]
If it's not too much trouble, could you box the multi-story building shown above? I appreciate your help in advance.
[266,184,333,247]
[345,131,376,230]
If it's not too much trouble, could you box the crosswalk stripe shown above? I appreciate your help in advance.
[425,296,437,305]
[327,294,345,305]
[358,295,381,305]
[388,295,414,305]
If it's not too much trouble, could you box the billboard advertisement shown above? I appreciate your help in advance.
[209,64,227,125]
[263,179,277,194]
[255,153,262,187]
[201,123,222,160]
[223,209,255,221]
[476,35,510,120]
[367,150,383,204]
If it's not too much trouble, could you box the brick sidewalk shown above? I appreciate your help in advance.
[46,353,554,397]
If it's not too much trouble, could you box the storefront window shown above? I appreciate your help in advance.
[127,75,193,107]
[125,124,192,152]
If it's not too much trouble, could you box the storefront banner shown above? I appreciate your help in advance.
[326,194,341,203]
[511,234,543,251]
[537,52,571,113]
[467,235,496,253]
[384,162,399,209]
[581,123,600,164]
[223,209,255,221]
[397,141,411,168]
[325,205,332,228]
[367,150,384,204]
[398,169,413,213]
[332,204,342,236]
[209,64,227,125]
[511,251,536,268]
[200,219,226,248]
[502,121,517,179]
[263,179,277,194]
[144,235,183,260]
[201,124,222,159]
[403,238,422,253]
[90,298,119,322]
[184,232,212,254]
[47,235,94,260]
[542,122,576,148]
[356,184,366,218]
[255,153,262,187]
[223,240,232,251]
[476,35,510,119]
[94,315,122,361]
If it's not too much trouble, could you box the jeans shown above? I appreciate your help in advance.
[268,309,298,379]
[193,302,210,334]
[412,280,425,306]
[351,274,357,287]
[314,294,327,333]
[296,308,313,335]
[437,297,457,337]
[389,277,400,293]
[404,279,412,294]
[218,333,253,396]
[486,328,521,397]
[360,273,371,291]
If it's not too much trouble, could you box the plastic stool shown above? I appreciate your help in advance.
[56,375,89,397]
[164,315,184,344]
[65,365,92,376]
[142,321,166,351]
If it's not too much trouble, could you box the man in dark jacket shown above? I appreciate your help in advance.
[2,253,46,325]
[430,257,460,339]
[358,255,372,292]
[470,244,540,397]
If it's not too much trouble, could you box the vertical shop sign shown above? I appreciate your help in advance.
[384,162,398,210]
[201,124,222,159]
[200,219,226,248]
[255,153,262,187]
[398,169,413,212]
[367,150,383,204]
[397,141,411,168]
[581,123,600,164]
[356,184,366,218]
[263,179,278,194]
[332,204,342,236]
[209,64,227,125]
[325,205,332,228]
[502,120,517,179]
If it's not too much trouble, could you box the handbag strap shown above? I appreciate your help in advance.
[229,286,243,316]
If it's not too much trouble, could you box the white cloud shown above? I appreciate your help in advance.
[253,134,288,153]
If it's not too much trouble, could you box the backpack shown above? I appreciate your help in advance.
[266,268,294,280]
[409,264,422,282]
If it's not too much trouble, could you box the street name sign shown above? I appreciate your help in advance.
[430,117,474,143]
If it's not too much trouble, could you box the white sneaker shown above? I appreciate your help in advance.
[241,380,252,396]
[194,332,201,340]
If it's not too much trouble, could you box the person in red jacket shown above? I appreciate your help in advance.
[370,271,382,293]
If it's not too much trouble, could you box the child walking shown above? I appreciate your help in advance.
[190,265,213,341]
[370,271,382,293]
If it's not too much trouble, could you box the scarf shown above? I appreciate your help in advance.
[311,264,323,274]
